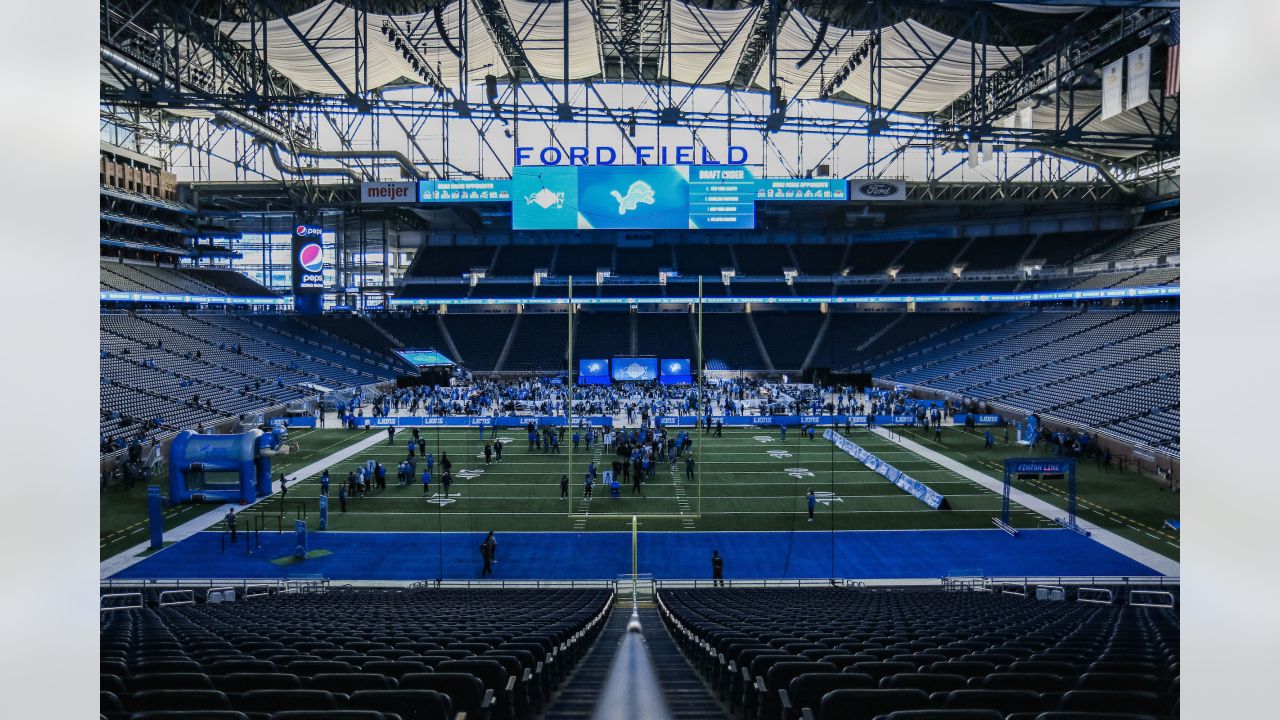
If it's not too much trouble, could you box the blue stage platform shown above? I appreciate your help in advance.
[110,529,1162,581]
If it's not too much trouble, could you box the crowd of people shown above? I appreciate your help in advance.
[351,375,889,425]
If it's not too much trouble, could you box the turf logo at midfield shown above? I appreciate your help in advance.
[785,468,816,479]
[752,435,776,443]
[767,449,792,459]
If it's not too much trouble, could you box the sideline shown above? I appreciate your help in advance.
[871,427,1180,576]
[100,430,391,579]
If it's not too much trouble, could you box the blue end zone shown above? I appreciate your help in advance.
[110,529,1161,581]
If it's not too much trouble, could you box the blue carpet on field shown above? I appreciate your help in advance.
[109,529,1161,580]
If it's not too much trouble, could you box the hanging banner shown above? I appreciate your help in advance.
[1126,45,1151,111]
[1101,58,1124,120]
[1018,105,1034,130]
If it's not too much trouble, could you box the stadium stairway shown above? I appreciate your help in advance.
[542,608,728,720]
[542,611,629,720]
[638,608,731,720]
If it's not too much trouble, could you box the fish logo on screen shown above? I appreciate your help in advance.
[525,187,565,209]
[298,243,324,273]
[610,180,656,215]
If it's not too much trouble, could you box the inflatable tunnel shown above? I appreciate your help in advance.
[168,427,287,504]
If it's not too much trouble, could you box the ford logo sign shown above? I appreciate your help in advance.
[858,182,900,197]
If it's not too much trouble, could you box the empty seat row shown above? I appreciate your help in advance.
[657,587,1177,720]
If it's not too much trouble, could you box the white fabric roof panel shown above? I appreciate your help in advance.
[754,12,1028,114]
[502,0,601,81]
[751,10,871,103]
[383,2,502,84]
[216,3,408,94]
[215,1,504,95]
[662,2,759,86]
[213,0,1028,115]
[1027,89,1179,159]
[835,19,1028,113]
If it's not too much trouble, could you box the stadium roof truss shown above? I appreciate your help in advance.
[100,0,1180,195]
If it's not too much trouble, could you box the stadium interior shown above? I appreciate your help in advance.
[95,1,1183,719]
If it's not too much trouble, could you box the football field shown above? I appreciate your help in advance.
[207,426,1051,534]
[102,424,1179,566]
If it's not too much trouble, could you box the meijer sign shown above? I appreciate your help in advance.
[361,181,417,204]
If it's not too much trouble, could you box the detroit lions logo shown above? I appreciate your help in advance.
[610,181,656,215]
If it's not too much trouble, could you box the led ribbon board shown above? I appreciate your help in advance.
[755,178,848,201]
[389,284,1181,306]
[418,179,512,203]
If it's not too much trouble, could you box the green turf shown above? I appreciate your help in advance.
[889,425,1180,560]
[103,425,1178,564]
[196,427,1054,538]
[99,428,376,560]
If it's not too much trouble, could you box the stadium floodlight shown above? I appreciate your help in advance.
[659,107,683,126]
[556,102,575,121]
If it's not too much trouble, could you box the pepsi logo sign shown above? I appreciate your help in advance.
[857,182,901,197]
[298,242,325,273]
[295,225,324,237]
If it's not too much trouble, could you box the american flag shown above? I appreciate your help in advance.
[1165,11,1180,97]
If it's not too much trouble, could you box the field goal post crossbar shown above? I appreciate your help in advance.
[564,275,705,523]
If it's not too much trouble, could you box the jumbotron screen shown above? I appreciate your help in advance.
[512,165,755,230]
[660,358,692,384]
[611,357,658,381]
[578,358,611,385]
[395,349,454,367]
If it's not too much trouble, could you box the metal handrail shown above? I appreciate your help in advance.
[100,592,143,612]
[1077,587,1115,605]
[1129,590,1176,608]
[590,604,673,720]
[244,583,275,599]
[996,581,1029,597]
[158,589,195,606]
